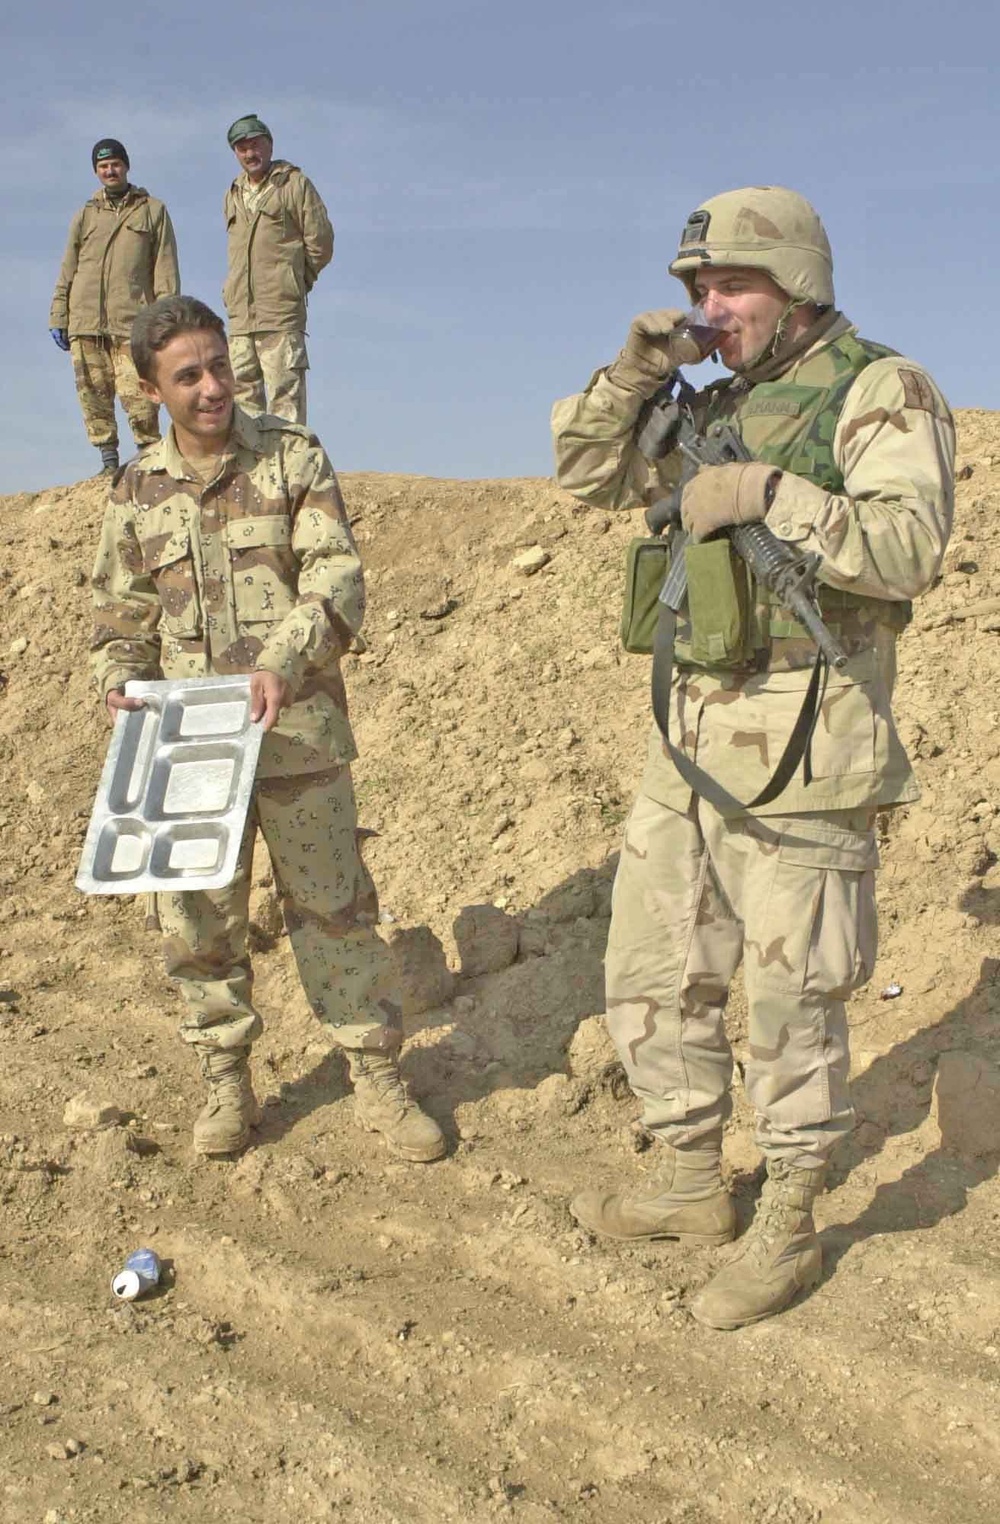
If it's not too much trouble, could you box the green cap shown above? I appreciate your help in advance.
[227,114,272,148]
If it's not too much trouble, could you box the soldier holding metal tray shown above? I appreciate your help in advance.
[89,294,444,1166]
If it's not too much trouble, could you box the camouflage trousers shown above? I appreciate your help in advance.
[229,330,308,424]
[156,765,402,1055]
[605,791,879,1166]
[69,336,160,449]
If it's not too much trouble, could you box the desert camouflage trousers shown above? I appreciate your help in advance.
[70,336,160,449]
[605,791,879,1166]
[229,330,308,424]
[155,765,402,1055]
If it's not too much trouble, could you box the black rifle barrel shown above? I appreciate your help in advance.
[729,523,849,669]
[639,402,849,669]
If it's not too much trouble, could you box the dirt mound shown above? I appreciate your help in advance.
[1,422,1000,1522]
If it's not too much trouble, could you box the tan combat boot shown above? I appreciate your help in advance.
[347,1050,446,1163]
[690,1158,826,1329]
[570,1133,736,1245]
[192,1047,261,1158]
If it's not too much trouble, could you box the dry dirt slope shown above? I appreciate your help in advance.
[0,414,1000,1523]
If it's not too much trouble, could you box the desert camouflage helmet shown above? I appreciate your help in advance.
[669,186,834,308]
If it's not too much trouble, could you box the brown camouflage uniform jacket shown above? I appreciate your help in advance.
[91,408,363,778]
[551,315,956,815]
[50,185,180,339]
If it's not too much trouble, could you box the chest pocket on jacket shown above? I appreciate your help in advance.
[228,515,297,625]
[142,528,202,638]
[257,202,288,237]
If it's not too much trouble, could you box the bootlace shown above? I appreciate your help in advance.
[199,1053,246,1092]
[354,1053,407,1107]
[741,1193,796,1266]
[739,1162,817,1266]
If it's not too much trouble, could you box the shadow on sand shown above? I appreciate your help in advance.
[251,860,618,1151]
[818,881,1000,1270]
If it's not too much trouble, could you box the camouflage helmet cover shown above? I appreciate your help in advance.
[669,186,835,308]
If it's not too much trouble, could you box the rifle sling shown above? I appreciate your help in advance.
[650,603,828,813]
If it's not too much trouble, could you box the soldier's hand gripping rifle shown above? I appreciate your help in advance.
[638,378,848,671]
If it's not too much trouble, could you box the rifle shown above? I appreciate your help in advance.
[638,378,848,670]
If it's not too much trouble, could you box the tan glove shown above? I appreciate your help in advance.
[606,309,706,397]
[680,462,782,543]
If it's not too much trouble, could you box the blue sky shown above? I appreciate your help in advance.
[2,0,995,492]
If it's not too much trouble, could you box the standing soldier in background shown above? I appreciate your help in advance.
[551,187,954,1328]
[90,294,444,1166]
[50,139,179,474]
[223,114,333,425]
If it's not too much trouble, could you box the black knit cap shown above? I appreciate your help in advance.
[92,138,129,170]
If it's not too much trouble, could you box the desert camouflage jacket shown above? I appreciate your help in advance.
[551,314,956,815]
[50,185,180,339]
[91,408,363,778]
[223,161,334,335]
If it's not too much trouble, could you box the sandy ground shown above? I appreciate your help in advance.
[1,412,999,1522]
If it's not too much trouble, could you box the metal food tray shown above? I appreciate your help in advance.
[76,676,264,895]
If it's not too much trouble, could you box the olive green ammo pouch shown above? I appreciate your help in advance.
[620,537,671,654]
[684,539,755,669]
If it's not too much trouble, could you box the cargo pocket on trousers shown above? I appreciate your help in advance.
[143,528,202,638]
[285,333,309,372]
[753,819,879,1001]
[744,819,877,1129]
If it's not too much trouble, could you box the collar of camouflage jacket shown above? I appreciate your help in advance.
[737,308,849,385]
[135,405,265,480]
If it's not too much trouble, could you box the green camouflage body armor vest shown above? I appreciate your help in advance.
[674,331,912,673]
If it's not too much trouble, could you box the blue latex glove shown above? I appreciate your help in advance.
[50,327,70,352]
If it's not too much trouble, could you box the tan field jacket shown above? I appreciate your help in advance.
[50,185,180,338]
[223,161,334,335]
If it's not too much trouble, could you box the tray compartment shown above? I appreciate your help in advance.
[158,687,251,743]
[105,705,161,815]
[145,742,243,819]
[91,819,152,882]
[150,822,229,880]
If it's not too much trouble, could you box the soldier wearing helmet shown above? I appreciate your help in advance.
[551,187,955,1329]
